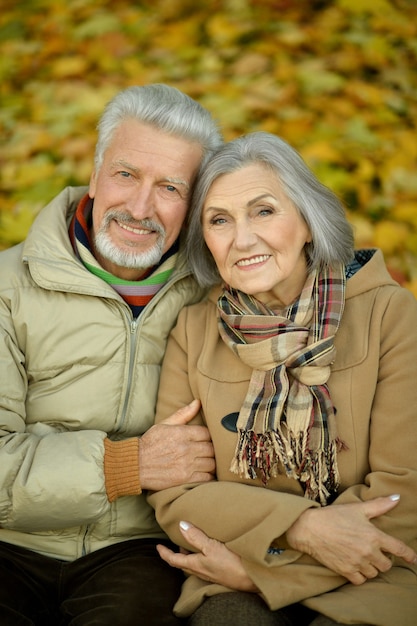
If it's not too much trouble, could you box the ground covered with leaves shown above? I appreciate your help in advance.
[1,0,416,294]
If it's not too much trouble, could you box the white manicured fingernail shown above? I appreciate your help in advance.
[389,494,400,501]
[180,520,191,531]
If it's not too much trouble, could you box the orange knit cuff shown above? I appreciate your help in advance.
[103,437,142,502]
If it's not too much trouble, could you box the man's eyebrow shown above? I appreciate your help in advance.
[111,159,140,174]
[166,177,190,191]
[111,160,189,190]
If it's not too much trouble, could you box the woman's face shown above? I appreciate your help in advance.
[202,163,312,307]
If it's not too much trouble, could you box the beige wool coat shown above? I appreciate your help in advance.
[149,249,417,626]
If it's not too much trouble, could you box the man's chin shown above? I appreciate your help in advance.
[95,239,164,271]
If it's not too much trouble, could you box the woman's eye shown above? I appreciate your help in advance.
[210,216,227,225]
[258,206,273,216]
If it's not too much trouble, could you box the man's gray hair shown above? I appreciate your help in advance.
[187,131,355,287]
[94,84,223,172]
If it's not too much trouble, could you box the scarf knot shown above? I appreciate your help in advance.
[217,265,346,505]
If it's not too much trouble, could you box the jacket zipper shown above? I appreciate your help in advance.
[81,268,192,554]
[117,318,139,432]
[115,267,192,432]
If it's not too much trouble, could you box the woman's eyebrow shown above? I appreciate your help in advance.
[247,193,274,207]
[204,193,275,212]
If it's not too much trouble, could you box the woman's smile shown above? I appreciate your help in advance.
[235,254,271,268]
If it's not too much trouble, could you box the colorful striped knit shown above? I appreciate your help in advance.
[69,194,179,317]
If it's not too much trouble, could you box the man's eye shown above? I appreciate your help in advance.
[119,171,131,178]
[165,185,178,193]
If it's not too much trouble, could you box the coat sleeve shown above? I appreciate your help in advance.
[328,286,417,545]
[0,296,110,532]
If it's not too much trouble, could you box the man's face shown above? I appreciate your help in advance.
[89,119,203,280]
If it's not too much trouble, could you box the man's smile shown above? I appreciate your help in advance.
[116,220,155,236]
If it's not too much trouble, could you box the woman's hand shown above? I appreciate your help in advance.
[157,521,258,592]
[286,495,417,585]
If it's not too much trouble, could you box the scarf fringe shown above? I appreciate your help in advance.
[230,429,341,506]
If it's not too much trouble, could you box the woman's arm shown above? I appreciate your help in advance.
[156,496,417,589]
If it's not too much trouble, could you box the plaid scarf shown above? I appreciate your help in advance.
[217,265,346,505]
[70,194,178,317]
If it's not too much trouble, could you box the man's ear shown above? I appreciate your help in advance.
[89,169,97,198]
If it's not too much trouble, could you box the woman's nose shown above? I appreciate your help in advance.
[233,221,257,249]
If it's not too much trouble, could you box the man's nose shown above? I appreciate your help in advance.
[127,184,155,220]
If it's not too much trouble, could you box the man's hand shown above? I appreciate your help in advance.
[138,400,215,490]
[157,521,258,592]
[286,495,417,585]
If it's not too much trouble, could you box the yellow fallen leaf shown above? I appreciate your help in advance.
[0,203,40,245]
[392,202,417,228]
[205,13,248,45]
[301,141,342,165]
[355,158,375,182]
[405,233,417,255]
[349,214,375,248]
[337,0,396,15]
[51,56,89,79]
[373,220,410,255]
[231,53,270,76]
[405,279,417,300]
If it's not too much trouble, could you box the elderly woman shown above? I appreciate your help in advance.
[148,132,417,626]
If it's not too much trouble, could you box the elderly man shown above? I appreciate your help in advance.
[0,84,223,625]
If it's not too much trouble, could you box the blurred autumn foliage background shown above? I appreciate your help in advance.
[1,0,416,295]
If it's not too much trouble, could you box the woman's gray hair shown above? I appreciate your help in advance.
[187,131,355,287]
[94,84,223,172]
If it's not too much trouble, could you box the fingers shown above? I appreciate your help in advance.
[349,553,392,585]
[138,422,215,490]
[349,571,369,586]
[385,536,417,565]
[345,548,392,585]
[188,441,216,473]
[161,400,201,426]
[160,523,259,592]
[353,495,417,566]
[156,544,188,571]
[179,520,208,553]
[156,543,176,564]
[363,494,401,520]
[156,542,202,577]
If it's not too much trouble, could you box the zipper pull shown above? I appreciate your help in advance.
[130,319,138,334]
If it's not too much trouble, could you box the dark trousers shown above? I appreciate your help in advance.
[0,539,185,625]
[188,592,372,626]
